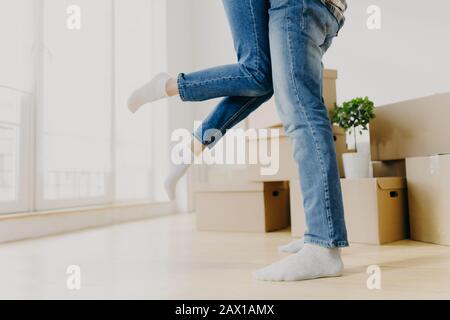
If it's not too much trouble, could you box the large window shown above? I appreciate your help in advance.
[37,0,113,209]
[0,0,168,214]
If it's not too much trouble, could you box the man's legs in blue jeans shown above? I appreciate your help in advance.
[254,0,348,281]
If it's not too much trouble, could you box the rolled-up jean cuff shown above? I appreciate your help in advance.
[304,235,349,248]
[192,130,220,150]
[177,73,188,101]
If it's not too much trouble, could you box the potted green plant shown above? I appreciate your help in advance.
[331,97,376,179]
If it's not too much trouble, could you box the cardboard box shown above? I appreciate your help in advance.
[406,155,450,246]
[247,126,348,182]
[248,69,338,129]
[195,181,290,233]
[371,160,406,178]
[290,178,409,244]
[370,93,450,161]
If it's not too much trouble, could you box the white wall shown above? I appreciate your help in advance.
[0,0,36,93]
[191,0,450,106]
[188,0,450,152]
[325,0,450,106]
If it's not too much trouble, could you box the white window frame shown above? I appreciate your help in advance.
[0,0,170,215]
[0,87,33,214]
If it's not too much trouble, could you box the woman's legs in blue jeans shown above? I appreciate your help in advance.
[179,0,273,147]
[160,0,273,199]
[129,0,272,128]
[179,0,272,102]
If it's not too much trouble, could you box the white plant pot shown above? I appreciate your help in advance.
[342,153,370,179]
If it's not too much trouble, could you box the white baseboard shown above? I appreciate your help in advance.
[0,201,176,244]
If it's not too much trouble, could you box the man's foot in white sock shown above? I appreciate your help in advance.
[254,243,344,282]
[278,237,304,254]
[128,72,172,113]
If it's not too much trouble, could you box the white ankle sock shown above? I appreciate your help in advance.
[164,147,194,201]
[278,238,304,254]
[164,163,191,201]
[128,72,172,113]
[254,243,344,282]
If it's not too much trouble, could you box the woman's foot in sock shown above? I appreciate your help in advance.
[128,72,172,113]
[254,243,344,282]
[164,162,192,200]
[164,144,195,200]
[278,237,304,254]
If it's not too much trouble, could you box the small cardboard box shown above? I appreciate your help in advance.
[195,181,290,233]
[247,126,348,182]
[248,70,338,129]
[290,178,409,244]
[371,160,406,178]
[370,92,450,161]
[406,155,450,246]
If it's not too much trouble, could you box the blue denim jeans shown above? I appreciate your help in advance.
[178,0,348,248]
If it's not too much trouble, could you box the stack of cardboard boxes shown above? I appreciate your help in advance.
[195,70,350,233]
[195,72,450,248]
[290,161,410,245]
[244,69,409,245]
[290,177,409,244]
[370,93,450,246]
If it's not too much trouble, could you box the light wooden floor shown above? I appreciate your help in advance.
[0,213,449,300]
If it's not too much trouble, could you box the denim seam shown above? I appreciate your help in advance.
[198,97,258,149]
[248,0,262,79]
[301,0,306,30]
[181,75,253,88]
[219,97,258,132]
[285,9,336,241]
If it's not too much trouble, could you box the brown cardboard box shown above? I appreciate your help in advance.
[290,178,409,244]
[371,160,406,178]
[195,181,290,233]
[248,69,338,129]
[370,93,450,161]
[247,126,348,181]
[406,155,450,246]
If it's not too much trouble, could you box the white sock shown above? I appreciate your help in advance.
[128,72,172,113]
[254,243,344,282]
[164,147,194,201]
[278,237,304,254]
